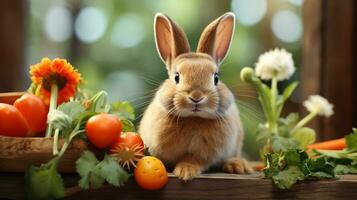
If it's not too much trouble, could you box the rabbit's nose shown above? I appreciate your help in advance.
[189,96,204,103]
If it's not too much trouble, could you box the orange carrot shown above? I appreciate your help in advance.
[307,138,346,150]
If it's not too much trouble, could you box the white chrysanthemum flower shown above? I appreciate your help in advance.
[303,95,334,117]
[255,48,295,81]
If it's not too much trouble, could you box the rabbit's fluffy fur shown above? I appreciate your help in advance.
[139,12,253,180]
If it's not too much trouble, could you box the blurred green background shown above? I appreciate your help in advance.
[26,0,303,159]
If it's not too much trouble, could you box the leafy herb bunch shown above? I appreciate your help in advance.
[25,90,136,200]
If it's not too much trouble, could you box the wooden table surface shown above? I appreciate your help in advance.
[1,172,357,200]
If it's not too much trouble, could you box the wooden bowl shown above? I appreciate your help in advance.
[0,92,24,104]
[0,92,89,172]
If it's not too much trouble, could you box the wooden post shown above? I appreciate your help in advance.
[301,0,323,139]
[0,0,26,92]
[322,0,355,139]
[301,0,355,140]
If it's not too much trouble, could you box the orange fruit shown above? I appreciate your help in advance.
[134,156,168,190]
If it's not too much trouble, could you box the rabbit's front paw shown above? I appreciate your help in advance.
[173,162,202,181]
[222,158,254,174]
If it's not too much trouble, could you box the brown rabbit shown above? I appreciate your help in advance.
[139,12,253,181]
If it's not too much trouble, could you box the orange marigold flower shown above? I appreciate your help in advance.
[30,57,81,105]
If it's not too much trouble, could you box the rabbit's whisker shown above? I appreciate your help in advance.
[237,102,265,122]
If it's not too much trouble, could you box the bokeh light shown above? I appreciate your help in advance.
[271,10,302,43]
[74,7,107,43]
[43,6,72,42]
[111,14,145,48]
[231,0,267,26]
[103,70,146,102]
[288,0,304,6]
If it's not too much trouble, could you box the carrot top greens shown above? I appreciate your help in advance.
[264,128,357,189]
[314,128,357,175]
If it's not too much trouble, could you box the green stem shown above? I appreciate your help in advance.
[57,130,85,158]
[43,156,60,170]
[293,111,318,132]
[254,81,273,128]
[58,141,69,158]
[52,129,60,156]
[269,77,278,134]
[45,84,59,137]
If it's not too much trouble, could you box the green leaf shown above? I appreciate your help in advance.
[285,113,299,127]
[95,154,129,187]
[278,127,290,138]
[307,156,335,176]
[345,129,357,150]
[88,91,111,113]
[264,149,335,189]
[111,101,135,120]
[47,110,72,131]
[25,158,65,200]
[76,151,129,190]
[121,119,136,132]
[258,83,272,118]
[57,101,85,120]
[74,88,94,102]
[278,82,298,105]
[272,166,305,189]
[308,171,335,179]
[271,136,299,152]
[334,164,357,174]
[284,149,304,166]
[291,127,316,149]
[251,80,272,123]
[264,153,282,178]
[276,82,298,117]
[76,151,104,189]
[315,149,345,159]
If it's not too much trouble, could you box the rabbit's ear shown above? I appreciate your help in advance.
[197,12,235,65]
[154,13,190,65]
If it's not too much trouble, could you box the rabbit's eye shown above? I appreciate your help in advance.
[214,73,219,85]
[174,72,180,84]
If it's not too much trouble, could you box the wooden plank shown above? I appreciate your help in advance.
[0,173,356,200]
[0,0,25,92]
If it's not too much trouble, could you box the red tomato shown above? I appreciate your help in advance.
[134,156,168,190]
[110,132,145,169]
[0,103,29,137]
[114,132,144,150]
[14,94,48,136]
[85,114,122,149]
